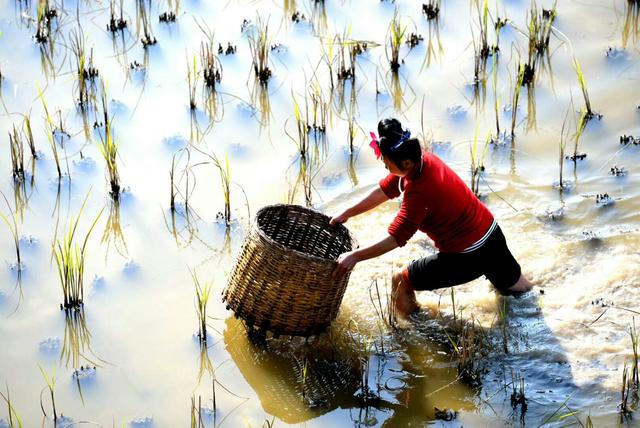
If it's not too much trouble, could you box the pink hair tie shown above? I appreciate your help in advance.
[369,132,381,159]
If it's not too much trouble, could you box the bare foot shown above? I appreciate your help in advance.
[392,271,420,317]
[501,274,534,296]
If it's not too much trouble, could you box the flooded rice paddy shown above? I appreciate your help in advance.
[0,0,640,426]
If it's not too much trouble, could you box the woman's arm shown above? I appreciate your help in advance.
[329,187,390,225]
[331,234,399,279]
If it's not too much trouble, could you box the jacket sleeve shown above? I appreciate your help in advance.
[379,174,401,199]
[387,189,428,247]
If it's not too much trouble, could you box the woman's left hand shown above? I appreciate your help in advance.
[332,251,360,279]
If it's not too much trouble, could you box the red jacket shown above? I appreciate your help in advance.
[379,152,494,252]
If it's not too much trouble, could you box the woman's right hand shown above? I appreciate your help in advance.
[329,211,349,226]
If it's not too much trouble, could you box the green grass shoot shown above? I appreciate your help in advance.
[388,9,406,72]
[38,364,58,422]
[53,192,102,310]
[37,84,62,179]
[0,386,24,428]
[572,57,592,116]
[96,79,121,196]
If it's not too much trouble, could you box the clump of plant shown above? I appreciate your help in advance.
[53,194,102,310]
[217,42,237,55]
[159,0,179,23]
[620,134,640,146]
[191,271,213,344]
[70,29,99,112]
[137,0,157,48]
[200,32,223,120]
[387,9,407,72]
[248,16,272,84]
[406,32,423,49]
[35,0,57,43]
[422,0,440,20]
[9,125,25,182]
[96,80,121,196]
[510,370,528,421]
[446,319,486,387]
[107,0,127,32]
[619,319,639,421]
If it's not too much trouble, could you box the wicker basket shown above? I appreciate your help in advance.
[222,204,357,337]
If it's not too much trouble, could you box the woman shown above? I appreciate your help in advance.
[330,118,533,316]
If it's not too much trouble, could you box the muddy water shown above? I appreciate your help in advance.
[0,0,639,426]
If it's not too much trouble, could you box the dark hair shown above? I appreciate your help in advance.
[377,118,422,169]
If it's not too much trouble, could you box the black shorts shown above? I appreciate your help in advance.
[405,224,521,292]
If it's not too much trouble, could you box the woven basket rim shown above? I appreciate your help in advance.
[254,204,357,264]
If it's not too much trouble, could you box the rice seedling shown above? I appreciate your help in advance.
[445,319,485,387]
[620,362,633,421]
[558,105,571,190]
[22,113,37,159]
[0,193,22,276]
[629,318,639,395]
[37,84,62,179]
[187,54,197,110]
[137,0,157,48]
[201,46,222,91]
[336,30,355,82]
[320,35,337,90]
[387,9,406,72]
[53,192,102,310]
[310,0,328,35]
[70,29,99,112]
[622,0,639,48]
[0,386,23,428]
[290,93,310,159]
[572,57,599,120]
[159,0,179,23]
[569,107,588,162]
[35,0,56,43]
[192,270,213,344]
[347,111,356,154]
[421,10,444,69]
[491,54,501,142]
[368,278,397,353]
[510,61,526,140]
[307,79,329,136]
[38,364,58,423]
[497,298,508,353]
[9,125,25,182]
[422,0,440,20]
[248,16,272,84]
[510,369,528,421]
[96,79,121,196]
[470,124,490,196]
[107,0,127,32]
[199,32,224,121]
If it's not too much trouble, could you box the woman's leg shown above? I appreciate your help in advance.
[392,252,486,317]
[392,270,419,316]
